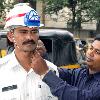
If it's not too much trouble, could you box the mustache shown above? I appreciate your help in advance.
[22,40,36,45]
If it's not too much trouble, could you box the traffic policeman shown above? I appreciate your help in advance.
[0,3,58,100]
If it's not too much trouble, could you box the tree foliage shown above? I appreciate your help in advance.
[40,0,100,33]
[0,0,18,21]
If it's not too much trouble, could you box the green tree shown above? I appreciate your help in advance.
[39,0,100,34]
[84,0,100,34]
[0,0,18,26]
[18,0,36,9]
[0,0,6,23]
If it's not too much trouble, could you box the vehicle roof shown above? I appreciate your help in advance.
[39,29,73,41]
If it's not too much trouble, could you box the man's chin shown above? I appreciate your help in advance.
[86,61,93,66]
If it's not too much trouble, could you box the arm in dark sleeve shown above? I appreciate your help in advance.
[42,70,100,100]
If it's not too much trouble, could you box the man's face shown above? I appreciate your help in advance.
[86,40,100,72]
[9,26,39,52]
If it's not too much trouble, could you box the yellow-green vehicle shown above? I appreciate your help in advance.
[0,30,7,57]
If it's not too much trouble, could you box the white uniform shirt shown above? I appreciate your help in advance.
[0,51,58,100]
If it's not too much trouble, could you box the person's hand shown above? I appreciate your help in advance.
[36,40,47,57]
[31,51,49,75]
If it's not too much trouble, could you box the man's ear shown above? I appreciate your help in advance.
[7,31,14,43]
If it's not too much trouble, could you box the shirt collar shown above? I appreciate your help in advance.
[93,72,100,81]
[9,51,35,74]
[86,68,100,81]
[8,51,21,69]
[8,51,58,75]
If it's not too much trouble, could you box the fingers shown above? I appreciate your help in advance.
[31,49,41,60]
[30,48,49,75]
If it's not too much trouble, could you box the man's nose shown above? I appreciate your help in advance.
[89,49,95,57]
[26,31,34,39]
[27,33,32,39]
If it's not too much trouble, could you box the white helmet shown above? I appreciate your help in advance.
[4,3,43,30]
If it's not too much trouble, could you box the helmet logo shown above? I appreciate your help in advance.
[24,10,40,27]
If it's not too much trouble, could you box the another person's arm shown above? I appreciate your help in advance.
[42,69,100,100]
[31,51,100,100]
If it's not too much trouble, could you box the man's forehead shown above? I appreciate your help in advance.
[15,26,39,30]
[92,40,100,49]
[92,40,100,45]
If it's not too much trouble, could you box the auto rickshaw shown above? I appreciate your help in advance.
[39,29,80,68]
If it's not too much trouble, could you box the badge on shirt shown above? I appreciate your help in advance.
[2,85,17,92]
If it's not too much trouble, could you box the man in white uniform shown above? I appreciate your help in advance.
[0,3,58,100]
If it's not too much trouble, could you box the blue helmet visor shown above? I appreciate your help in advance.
[24,10,40,27]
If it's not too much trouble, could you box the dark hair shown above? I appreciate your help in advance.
[94,34,100,41]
